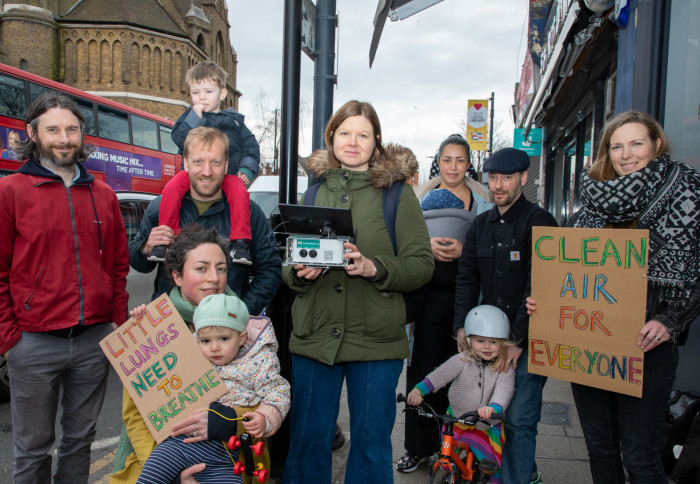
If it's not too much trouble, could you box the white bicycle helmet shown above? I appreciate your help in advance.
[464,305,510,339]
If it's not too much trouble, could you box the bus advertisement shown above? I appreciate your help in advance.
[0,63,180,194]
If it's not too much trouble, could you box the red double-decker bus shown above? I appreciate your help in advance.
[0,63,180,193]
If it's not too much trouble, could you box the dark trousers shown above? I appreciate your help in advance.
[672,410,700,483]
[571,342,678,484]
[8,325,112,484]
[404,261,459,458]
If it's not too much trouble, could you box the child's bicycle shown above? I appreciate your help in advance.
[397,394,503,484]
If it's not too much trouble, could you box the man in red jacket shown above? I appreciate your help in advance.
[0,93,129,484]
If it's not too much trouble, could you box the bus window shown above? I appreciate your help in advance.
[98,105,129,143]
[159,125,179,154]
[0,73,26,119]
[132,115,158,150]
[70,97,97,136]
[30,82,58,102]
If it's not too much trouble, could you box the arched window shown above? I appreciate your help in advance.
[196,34,205,52]
[216,32,224,67]
[20,59,28,71]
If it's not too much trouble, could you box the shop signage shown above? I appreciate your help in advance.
[541,0,576,77]
[513,128,542,156]
[516,55,534,125]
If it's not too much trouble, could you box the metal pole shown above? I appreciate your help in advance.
[488,91,495,157]
[279,0,302,204]
[273,108,279,175]
[267,1,301,478]
[311,0,337,153]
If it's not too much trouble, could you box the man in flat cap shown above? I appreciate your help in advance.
[453,148,557,484]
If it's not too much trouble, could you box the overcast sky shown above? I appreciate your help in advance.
[226,0,528,178]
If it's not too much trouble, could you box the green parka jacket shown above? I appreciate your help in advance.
[283,144,434,365]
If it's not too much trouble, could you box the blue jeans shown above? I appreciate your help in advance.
[7,324,112,484]
[571,342,677,484]
[282,355,403,484]
[502,350,547,484]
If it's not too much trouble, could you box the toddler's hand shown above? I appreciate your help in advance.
[406,388,424,406]
[237,173,250,186]
[242,412,267,438]
[193,104,205,118]
[477,406,494,420]
[129,304,148,319]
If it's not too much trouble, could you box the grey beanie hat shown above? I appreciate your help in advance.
[193,294,249,334]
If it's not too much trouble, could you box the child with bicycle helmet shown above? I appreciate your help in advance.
[406,305,515,483]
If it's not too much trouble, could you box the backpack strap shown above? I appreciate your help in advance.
[382,182,403,256]
[303,182,322,206]
[304,180,403,255]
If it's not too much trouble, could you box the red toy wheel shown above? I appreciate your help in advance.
[233,461,245,475]
[228,436,240,449]
[255,468,269,483]
[252,441,265,455]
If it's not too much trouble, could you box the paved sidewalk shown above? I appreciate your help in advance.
[331,365,593,483]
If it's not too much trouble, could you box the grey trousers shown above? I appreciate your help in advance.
[7,324,112,484]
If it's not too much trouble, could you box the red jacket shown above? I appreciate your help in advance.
[0,159,129,353]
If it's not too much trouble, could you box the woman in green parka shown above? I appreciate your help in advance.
[281,100,434,483]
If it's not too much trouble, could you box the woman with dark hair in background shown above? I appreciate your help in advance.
[528,111,700,483]
[397,134,493,472]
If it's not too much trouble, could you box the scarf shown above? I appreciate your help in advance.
[571,154,700,303]
[169,285,237,323]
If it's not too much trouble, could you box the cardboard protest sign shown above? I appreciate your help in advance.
[529,227,648,397]
[100,294,227,443]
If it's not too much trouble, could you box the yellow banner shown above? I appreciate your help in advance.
[466,99,489,151]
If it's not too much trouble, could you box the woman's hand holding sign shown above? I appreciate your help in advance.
[171,408,208,443]
[637,320,670,352]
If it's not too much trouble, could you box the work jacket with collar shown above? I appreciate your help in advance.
[128,193,282,316]
[0,159,129,353]
[453,194,558,347]
[283,144,434,365]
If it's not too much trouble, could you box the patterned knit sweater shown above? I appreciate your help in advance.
[417,353,515,419]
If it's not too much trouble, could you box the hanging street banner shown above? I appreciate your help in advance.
[466,99,489,151]
[100,294,227,443]
[513,128,543,156]
[528,227,648,398]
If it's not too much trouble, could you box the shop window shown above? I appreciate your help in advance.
[605,71,616,120]
[663,1,699,167]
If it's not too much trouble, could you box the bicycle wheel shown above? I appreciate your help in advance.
[427,461,459,484]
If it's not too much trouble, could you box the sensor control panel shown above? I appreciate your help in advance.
[285,236,351,267]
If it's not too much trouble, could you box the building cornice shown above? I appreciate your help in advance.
[59,22,206,58]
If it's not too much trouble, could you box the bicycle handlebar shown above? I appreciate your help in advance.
[397,393,503,426]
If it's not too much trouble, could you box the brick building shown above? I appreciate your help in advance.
[0,0,240,120]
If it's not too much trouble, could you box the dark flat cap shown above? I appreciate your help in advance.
[482,148,530,174]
